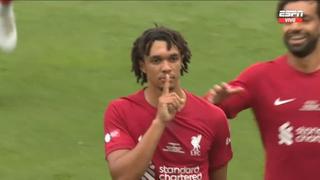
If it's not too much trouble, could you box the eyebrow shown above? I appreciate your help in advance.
[149,52,180,58]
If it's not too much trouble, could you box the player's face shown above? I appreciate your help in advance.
[282,1,320,57]
[140,40,182,92]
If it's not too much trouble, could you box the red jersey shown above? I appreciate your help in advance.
[104,90,232,180]
[0,0,12,5]
[219,55,320,180]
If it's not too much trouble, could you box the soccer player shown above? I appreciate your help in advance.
[205,0,320,180]
[104,26,232,180]
[0,0,17,52]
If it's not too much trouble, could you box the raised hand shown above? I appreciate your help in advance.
[205,82,244,104]
[156,74,185,124]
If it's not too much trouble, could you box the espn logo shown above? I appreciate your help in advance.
[278,10,304,24]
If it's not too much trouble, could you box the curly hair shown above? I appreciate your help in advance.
[131,26,191,85]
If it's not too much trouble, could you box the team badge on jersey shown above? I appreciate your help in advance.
[190,134,202,156]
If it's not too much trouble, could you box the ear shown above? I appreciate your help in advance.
[139,60,146,73]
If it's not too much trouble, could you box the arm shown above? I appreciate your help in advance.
[204,82,250,119]
[205,82,244,105]
[208,109,232,180]
[205,62,264,118]
[210,164,228,180]
[106,74,185,179]
[107,119,166,179]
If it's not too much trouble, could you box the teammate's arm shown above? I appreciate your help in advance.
[107,75,185,179]
[210,164,228,180]
[205,82,244,104]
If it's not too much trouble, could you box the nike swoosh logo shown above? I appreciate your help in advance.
[274,98,296,106]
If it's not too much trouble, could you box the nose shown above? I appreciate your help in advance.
[288,21,303,31]
[161,60,172,73]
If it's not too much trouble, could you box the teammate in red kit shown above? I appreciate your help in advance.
[0,0,11,5]
[104,26,232,180]
[205,0,320,180]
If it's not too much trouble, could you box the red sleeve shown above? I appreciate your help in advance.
[218,80,251,119]
[209,111,233,170]
[217,62,266,119]
[0,0,12,5]
[104,101,136,159]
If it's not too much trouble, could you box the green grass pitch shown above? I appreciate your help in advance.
[0,1,285,179]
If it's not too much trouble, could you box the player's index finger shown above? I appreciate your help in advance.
[162,74,170,95]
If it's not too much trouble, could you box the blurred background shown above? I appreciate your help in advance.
[0,1,285,179]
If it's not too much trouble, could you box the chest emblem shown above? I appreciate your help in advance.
[190,134,202,156]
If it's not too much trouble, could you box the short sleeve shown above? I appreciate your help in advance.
[218,63,262,118]
[218,81,251,118]
[208,112,233,170]
[104,101,136,159]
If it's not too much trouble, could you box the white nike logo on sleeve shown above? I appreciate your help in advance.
[274,98,296,106]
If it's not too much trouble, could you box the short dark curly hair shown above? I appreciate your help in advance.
[131,26,192,85]
[276,0,320,18]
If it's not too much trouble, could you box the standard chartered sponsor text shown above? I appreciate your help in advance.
[295,127,320,143]
[159,166,202,180]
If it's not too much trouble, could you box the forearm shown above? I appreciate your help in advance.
[108,119,166,179]
[210,165,228,180]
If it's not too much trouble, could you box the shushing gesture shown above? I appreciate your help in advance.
[156,74,185,124]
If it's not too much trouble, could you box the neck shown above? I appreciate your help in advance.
[287,45,320,73]
[144,85,186,107]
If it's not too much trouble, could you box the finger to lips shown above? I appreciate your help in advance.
[162,74,170,95]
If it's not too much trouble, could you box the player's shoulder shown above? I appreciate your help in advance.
[240,55,286,76]
[106,90,144,111]
[186,92,229,132]
[239,56,286,79]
